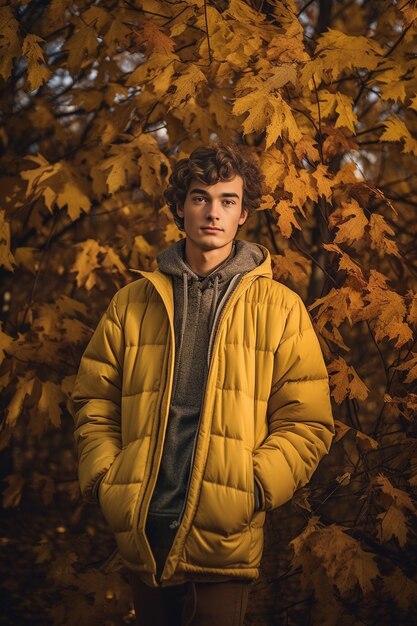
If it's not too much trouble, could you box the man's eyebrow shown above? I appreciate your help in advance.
[189,188,241,199]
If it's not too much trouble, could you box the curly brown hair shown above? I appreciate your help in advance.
[164,144,265,231]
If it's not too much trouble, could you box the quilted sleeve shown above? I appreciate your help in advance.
[70,295,124,503]
[252,294,334,511]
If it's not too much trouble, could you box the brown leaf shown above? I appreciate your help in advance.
[142,22,175,55]
[2,473,25,508]
[328,356,369,404]
[271,249,311,285]
[368,213,400,257]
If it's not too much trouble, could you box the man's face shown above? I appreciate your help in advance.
[176,176,248,252]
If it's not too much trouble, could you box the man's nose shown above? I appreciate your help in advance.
[206,200,221,219]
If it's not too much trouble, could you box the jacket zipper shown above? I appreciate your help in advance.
[130,287,176,573]
[168,276,257,530]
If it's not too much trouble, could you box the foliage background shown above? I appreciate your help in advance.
[1,0,417,624]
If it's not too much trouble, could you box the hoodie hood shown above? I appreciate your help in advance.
[157,237,265,287]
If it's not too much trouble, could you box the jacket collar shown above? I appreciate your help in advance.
[129,243,273,316]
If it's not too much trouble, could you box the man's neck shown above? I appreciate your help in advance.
[183,239,235,277]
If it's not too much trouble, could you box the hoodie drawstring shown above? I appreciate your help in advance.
[171,271,189,399]
[207,272,242,368]
[208,274,219,330]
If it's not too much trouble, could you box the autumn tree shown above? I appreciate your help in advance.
[1,0,417,624]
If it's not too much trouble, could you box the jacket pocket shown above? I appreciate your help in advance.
[246,450,256,519]
[94,450,123,502]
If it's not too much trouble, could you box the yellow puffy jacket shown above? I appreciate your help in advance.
[71,243,334,587]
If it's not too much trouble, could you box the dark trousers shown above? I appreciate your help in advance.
[127,569,251,626]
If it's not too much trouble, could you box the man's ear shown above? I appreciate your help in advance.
[176,202,184,218]
[238,208,248,226]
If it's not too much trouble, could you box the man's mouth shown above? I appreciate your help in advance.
[202,226,222,231]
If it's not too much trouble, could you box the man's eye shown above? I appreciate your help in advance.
[223,200,235,206]
[193,196,206,202]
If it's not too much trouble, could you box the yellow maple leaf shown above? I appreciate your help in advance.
[63,18,98,73]
[232,85,270,135]
[225,0,268,25]
[368,213,400,257]
[142,22,175,55]
[266,93,302,147]
[21,34,51,92]
[83,6,111,32]
[380,118,417,156]
[168,65,207,110]
[137,134,171,197]
[328,356,369,404]
[0,7,21,81]
[264,65,298,91]
[383,569,417,611]
[71,89,103,112]
[373,474,417,514]
[357,271,413,348]
[208,88,235,134]
[312,164,334,200]
[267,34,308,63]
[378,68,407,102]
[126,52,178,97]
[273,199,301,238]
[0,323,14,365]
[407,292,417,329]
[323,243,364,281]
[72,239,102,290]
[233,89,301,147]
[101,247,126,275]
[163,221,183,244]
[409,94,417,112]
[373,475,417,547]
[34,381,65,432]
[62,318,91,345]
[331,199,368,245]
[259,147,286,193]
[283,165,317,210]
[318,91,358,134]
[21,156,91,219]
[56,179,91,221]
[2,473,25,508]
[334,93,358,133]
[103,16,131,55]
[308,287,352,333]
[13,247,40,274]
[6,376,36,428]
[0,210,15,271]
[100,148,137,194]
[130,235,156,268]
[294,135,320,163]
[315,29,383,80]
[271,249,311,285]
[396,353,417,384]
[292,522,379,597]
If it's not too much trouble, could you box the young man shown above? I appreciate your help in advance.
[71,145,334,626]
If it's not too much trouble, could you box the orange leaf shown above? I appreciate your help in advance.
[368,213,400,257]
[328,356,369,404]
[2,473,25,508]
[142,22,175,55]
[273,199,301,238]
[271,249,311,285]
[396,353,417,384]
[331,199,368,245]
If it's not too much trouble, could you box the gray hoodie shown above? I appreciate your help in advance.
[145,238,265,562]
